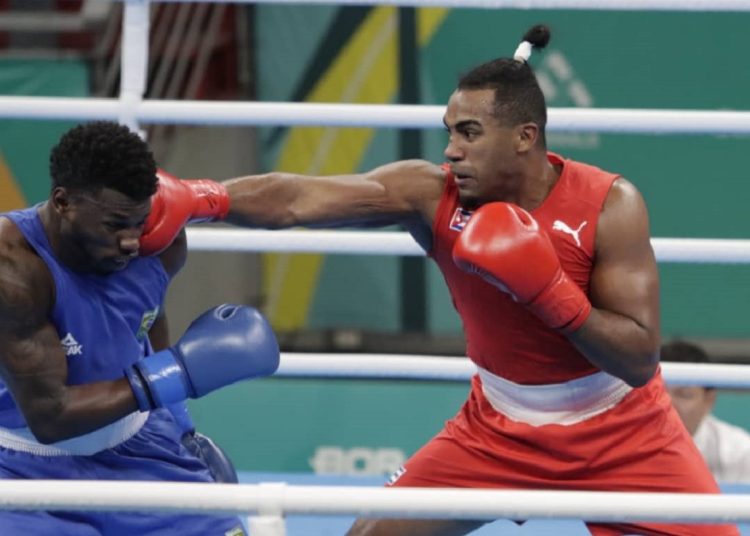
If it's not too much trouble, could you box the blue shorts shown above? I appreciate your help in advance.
[0,410,245,536]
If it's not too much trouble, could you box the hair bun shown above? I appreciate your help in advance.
[522,24,551,49]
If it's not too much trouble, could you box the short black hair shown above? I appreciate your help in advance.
[458,24,550,143]
[49,121,157,202]
[660,341,710,364]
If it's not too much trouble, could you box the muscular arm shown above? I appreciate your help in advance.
[568,178,660,387]
[223,159,445,230]
[0,244,138,444]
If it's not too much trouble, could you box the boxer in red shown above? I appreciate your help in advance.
[139,24,737,536]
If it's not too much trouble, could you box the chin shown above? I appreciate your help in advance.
[95,259,129,274]
[457,192,479,211]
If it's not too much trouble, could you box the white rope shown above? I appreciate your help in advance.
[147,0,750,12]
[2,97,750,134]
[276,354,750,388]
[277,353,477,381]
[185,228,750,264]
[0,480,749,523]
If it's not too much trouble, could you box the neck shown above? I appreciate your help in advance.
[515,150,559,211]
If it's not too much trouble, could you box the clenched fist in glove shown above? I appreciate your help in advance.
[139,169,230,256]
[125,304,279,411]
[452,202,591,333]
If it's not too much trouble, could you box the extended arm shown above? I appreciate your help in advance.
[223,159,442,229]
[567,178,660,386]
[140,160,445,255]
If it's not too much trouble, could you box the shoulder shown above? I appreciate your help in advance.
[367,159,446,187]
[0,218,53,331]
[593,177,654,262]
[368,159,447,210]
[597,178,649,239]
[601,177,647,216]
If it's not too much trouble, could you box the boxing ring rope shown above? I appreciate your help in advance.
[274,354,750,388]
[1,480,750,523]
[185,228,750,264]
[3,97,750,134]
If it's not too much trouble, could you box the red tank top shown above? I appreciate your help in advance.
[430,153,618,384]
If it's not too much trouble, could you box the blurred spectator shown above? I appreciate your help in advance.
[663,341,750,484]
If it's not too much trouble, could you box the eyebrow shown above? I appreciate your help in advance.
[443,118,483,130]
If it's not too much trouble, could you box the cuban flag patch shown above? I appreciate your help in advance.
[387,465,407,486]
[449,207,473,232]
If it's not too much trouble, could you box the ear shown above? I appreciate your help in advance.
[50,187,72,215]
[516,122,540,154]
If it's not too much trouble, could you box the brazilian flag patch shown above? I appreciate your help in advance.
[135,307,160,341]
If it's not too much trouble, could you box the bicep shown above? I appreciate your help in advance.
[589,179,659,331]
[0,320,68,423]
[0,254,68,426]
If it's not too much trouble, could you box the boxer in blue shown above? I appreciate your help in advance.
[0,121,279,535]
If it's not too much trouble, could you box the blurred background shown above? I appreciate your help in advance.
[1,1,749,478]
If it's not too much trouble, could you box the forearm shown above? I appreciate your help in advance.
[29,379,138,444]
[568,307,659,388]
[223,171,407,229]
[223,173,303,228]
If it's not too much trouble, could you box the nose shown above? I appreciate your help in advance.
[443,136,463,162]
[119,232,140,256]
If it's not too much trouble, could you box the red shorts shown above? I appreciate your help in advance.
[390,372,738,536]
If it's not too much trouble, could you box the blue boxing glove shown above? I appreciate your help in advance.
[126,304,279,411]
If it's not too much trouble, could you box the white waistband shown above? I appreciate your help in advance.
[477,366,632,427]
[0,411,149,456]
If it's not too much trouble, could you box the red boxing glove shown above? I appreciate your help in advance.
[139,169,230,256]
[452,202,591,333]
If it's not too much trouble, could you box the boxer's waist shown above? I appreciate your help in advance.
[476,365,632,426]
[0,411,149,456]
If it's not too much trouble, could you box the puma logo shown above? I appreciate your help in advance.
[552,219,587,248]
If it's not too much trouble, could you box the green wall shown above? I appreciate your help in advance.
[0,59,89,204]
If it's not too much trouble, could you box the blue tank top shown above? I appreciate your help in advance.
[0,206,169,428]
